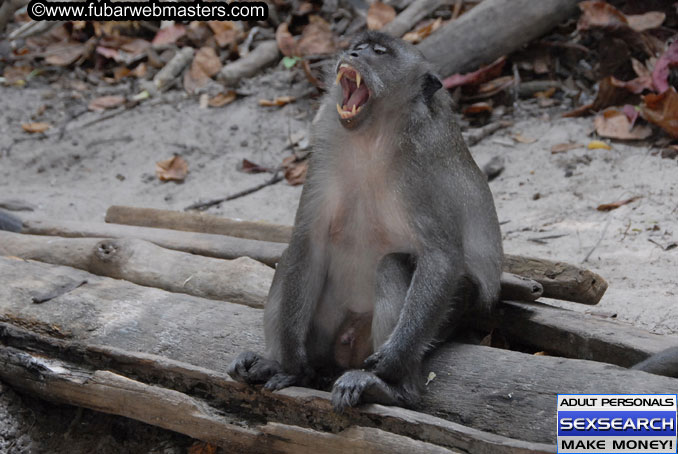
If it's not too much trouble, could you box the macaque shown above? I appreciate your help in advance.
[228,30,504,411]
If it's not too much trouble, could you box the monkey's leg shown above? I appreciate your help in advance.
[363,251,464,386]
[332,254,420,411]
[632,347,678,378]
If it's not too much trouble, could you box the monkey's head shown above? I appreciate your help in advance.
[333,31,443,130]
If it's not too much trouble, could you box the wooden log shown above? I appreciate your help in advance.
[0,231,273,307]
[475,300,678,367]
[503,255,607,305]
[218,40,280,86]
[105,205,292,243]
[101,207,607,305]
[416,0,583,77]
[19,218,286,267]
[382,0,450,38]
[499,273,542,302]
[0,257,675,445]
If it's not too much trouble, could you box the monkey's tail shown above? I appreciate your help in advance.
[0,209,22,233]
[631,347,678,378]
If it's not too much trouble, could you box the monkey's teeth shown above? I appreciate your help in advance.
[352,105,357,115]
[335,72,342,85]
[356,73,361,88]
[336,103,343,115]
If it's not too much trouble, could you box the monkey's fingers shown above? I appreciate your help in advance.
[227,351,280,384]
[263,372,301,390]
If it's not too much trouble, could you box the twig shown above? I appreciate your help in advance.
[582,217,611,263]
[184,172,284,211]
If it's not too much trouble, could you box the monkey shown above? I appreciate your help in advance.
[227,31,504,411]
[0,210,22,233]
[632,347,678,378]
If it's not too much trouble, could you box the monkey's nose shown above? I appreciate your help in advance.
[350,51,359,58]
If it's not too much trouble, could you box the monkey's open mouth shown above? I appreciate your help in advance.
[336,63,370,120]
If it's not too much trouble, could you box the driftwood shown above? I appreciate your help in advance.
[218,40,280,86]
[18,218,286,266]
[0,257,676,448]
[499,273,542,302]
[102,207,607,305]
[0,232,273,307]
[106,205,292,243]
[153,47,195,92]
[382,0,450,37]
[502,255,607,305]
[416,0,583,77]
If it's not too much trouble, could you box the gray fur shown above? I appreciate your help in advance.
[227,31,503,410]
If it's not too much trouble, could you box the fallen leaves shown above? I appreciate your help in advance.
[443,57,506,90]
[259,96,295,107]
[297,16,336,56]
[184,46,222,93]
[208,91,237,107]
[367,2,396,30]
[587,140,611,150]
[640,88,678,138]
[283,155,308,185]
[21,122,51,133]
[597,196,641,212]
[276,23,297,57]
[188,442,217,454]
[652,41,678,94]
[88,95,125,111]
[151,24,186,46]
[551,143,581,154]
[156,156,189,182]
[403,18,443,44]
[594,108,652,140]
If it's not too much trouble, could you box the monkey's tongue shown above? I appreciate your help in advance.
[346,84,369,110]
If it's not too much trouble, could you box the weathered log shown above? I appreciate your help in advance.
[416,0,583,77]
[106,205,292,243]
[0,232,273,307]
[19,218,286,266]
[382,0,450,37]
[0,257,675,445]
[503,255,607,305]
[101,207,607,305]
[218,40,280,86]
[499,273,542,302]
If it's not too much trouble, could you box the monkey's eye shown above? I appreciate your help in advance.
[355,43,369,51]
[373,44,387,54]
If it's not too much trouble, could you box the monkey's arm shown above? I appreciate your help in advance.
[631,347,678,378]
[364,249,463,384]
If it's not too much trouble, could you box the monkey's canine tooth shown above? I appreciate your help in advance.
[352,105,357,115]
[335,71,342,85]
[356,73,361,88]
[336,103,343,115]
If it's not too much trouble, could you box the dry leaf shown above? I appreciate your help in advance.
[587,140,612,150]
[88,95,125,111]
[463,102,492,116]
[152,24,186,46]
[597,196,641,212]
[594,108,652,140]
[156,156,189,182]
[443,57,506,90]
[534,87,556,98]
[513,134,537,144]
[403,18,443,44]
[367,1,396,30]
[626,11,665,32]
[259,96,295,107]
[184,47,222,93]
[45,41,86,66]
[640,87,678,138]
[577,1,629,32]
[208,91,237,107]
[297,16,335,56]
[551,143,580,153]
[21,122,51,133]
[283,156,308,185]
[652,41,678,94]
[188,442,217,454]
[475,76,514,97]
[276,23,298,57]
[239,159,271,173]
[208,21,239,48]
[3,65,33,85]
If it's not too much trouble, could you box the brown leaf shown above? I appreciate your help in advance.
[184,47,222,93]
[597,196,641,212]
[21,122,51,133]
[442,57,506,90]
[276,23,298,57]
[562,102,594,118]
[475,76,514,97]
[3,65,33,85]
[208,21,240,48]
[88,95,125,112]
[259,96,296,107]
[640,87,678,138]
[463,102,492,116]
[297,16,335,56]
[152,24,186,46]
[188,442,217,454]
[513,134,537,144]
[45,41,86,66]
[577,1,628,32]
[367,1,396,30]
[156,156,189,182]
[591,76,638,111]
[550,143,581,154]
[239,159,271,173]
[402,18,443,44]
[208,91,237,107]
[626,11,665,32]
[283,156,308,186]
[594,108,652,140]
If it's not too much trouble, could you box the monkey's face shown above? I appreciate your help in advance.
[333,32,429,130]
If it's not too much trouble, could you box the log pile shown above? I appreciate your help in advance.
[1,206,676,453]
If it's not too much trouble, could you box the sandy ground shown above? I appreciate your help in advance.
[0,65,677,452]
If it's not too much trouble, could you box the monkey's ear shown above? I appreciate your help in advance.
[422,73,443,104]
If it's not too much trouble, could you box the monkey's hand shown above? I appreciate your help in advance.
[332,370,419,412]
[362,343,413,385]
[227,351,282,385]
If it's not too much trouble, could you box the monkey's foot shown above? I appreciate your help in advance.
[331,370,410,412]
[227,351,281,384]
